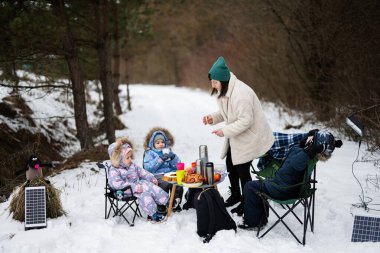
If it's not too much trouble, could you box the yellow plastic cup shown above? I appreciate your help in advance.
[176,162,185,185]
[176,170,185,185]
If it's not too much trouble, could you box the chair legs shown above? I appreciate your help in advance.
[257,197,312,245]
[105,195,141,226]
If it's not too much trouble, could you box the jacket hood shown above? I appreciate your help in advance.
[143,127,175,150]
[108,136,134,167]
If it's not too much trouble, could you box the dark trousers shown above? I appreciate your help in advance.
[243,180,269,226]
[226,147,252,197]
[155,174,184,203]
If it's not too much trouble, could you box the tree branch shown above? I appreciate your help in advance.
[0,83,70,89]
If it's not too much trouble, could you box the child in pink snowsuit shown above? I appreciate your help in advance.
[108,137,169,222]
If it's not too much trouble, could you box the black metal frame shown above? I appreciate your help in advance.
[97,161,142,226]
[255,162,318,245]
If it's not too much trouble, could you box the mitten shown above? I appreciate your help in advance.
[161,148,171,161]
[335,140,343,148]
[304,143,324,158]
[161,153,170,161]
[169,151,176,160]
[308,129,319,136]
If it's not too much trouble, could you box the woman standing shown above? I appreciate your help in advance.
[203,56,274,216]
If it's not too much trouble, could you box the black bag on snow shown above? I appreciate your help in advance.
[182,188,202,210]
[194,188,237,243]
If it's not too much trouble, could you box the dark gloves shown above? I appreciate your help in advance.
[335,140,343,148]
[304,143,324,158]
[308,129,319,137]
[161,148,176,161]
[160,148,170,161]
[300,129,320,148]
[161,153,170,161]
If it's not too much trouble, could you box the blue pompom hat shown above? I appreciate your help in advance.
[314,131,336,157]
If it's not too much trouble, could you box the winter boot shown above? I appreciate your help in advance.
[148,213,166,223]
[238,219,267,231]
[173,198,182,212]
[231,201,244,216]
[224,186,241,207]
[157,204,167,216]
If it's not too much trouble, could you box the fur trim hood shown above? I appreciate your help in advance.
[108,136,134,167]
[143,127,175,150]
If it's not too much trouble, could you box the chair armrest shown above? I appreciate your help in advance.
[256,175,266,181]
[118,185,136,198]
[251,164,260,175]
[97,161,105,169]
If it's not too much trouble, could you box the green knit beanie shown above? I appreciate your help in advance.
[209,56,231,82]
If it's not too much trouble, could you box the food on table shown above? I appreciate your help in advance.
[163,172,177,182]
[186,166,196,175]
[214,173,221,182]
[183,173,204,183]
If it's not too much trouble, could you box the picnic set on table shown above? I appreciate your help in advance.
[163,145,228,217]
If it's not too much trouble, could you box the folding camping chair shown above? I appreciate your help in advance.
[97,161,142,226]
[255,158,318,245]
[251,155,282,180]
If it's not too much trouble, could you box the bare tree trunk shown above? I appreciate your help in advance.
[11,60,19,95]
[111,0,122,115]
[95,0,115,144]
[51,0,93,149]
[123,14,132,111]
[126,82,131,111]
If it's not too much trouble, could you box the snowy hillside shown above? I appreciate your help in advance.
[0,84,379,253]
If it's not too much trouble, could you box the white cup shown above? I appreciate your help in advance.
[162,148,170,155]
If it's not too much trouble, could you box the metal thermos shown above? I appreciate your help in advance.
[196,159,203,176]
[199,145,208,163]
[199,145,209,182]
[205,162,214,185]
[199,145,208,172]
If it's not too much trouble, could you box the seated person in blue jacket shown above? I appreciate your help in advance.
[256,129,319,171]
[239,130,343,230]
[143,127,183,212]
[231,129,319,217]
[108,136,169,222]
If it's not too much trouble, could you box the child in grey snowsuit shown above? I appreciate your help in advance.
[108,137,169,222]
[143,127,183,212]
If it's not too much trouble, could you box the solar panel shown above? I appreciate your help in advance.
[351,214,380,242]
[24,186,47,230]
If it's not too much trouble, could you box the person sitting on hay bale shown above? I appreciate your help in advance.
[9,155,65,222]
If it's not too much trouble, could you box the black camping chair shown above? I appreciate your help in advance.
[255,157,318,245]
[97,161,142,226]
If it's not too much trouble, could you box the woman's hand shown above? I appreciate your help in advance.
[203,115,213,125]
[212,129,224,137]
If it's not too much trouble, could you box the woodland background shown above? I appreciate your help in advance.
[0,0,379,197]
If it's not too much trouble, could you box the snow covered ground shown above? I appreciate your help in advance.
[1,84,379,253]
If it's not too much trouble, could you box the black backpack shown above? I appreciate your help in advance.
[182,188,203,210]
[194,188,237,243]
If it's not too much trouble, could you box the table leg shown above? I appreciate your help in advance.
[167,184,177,217]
